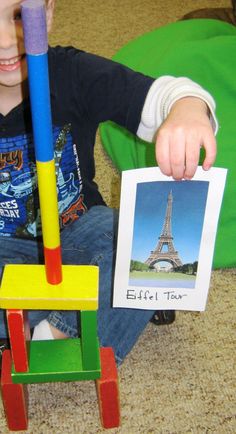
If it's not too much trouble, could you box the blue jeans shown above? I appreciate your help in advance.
[0,206,155,364]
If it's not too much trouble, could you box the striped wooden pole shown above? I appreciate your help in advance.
[22,0,62,284]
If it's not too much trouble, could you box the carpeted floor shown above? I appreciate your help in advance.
[1,1,235,433]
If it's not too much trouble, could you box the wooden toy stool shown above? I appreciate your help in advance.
[0,265,120,430]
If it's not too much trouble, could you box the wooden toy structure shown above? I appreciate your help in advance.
[0,0,120,430]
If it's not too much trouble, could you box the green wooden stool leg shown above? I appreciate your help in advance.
[80,311,100,370]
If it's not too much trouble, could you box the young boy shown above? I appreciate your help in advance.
[0,0,217,365]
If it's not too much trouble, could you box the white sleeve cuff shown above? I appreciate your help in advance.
[136,76,218,143]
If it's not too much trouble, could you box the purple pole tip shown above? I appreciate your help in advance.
[21,0,48,55]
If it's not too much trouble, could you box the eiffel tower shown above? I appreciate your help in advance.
[145,190,182,269]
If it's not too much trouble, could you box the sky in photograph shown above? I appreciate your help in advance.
[131,180,209,265]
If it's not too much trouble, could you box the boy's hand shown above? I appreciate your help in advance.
[155,97,217,180]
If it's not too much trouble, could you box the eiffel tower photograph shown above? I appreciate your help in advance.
[145,190,182,271]
[129,180,209,289]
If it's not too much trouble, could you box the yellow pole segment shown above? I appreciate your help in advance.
[36,160,60,249]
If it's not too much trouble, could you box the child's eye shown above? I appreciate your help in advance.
[14,11,22,21]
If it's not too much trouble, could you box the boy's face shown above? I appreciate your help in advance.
[0,0,55,94]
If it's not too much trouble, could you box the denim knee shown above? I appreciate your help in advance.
[61,206,118,266]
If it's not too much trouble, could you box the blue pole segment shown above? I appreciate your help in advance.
[27,53,54,162]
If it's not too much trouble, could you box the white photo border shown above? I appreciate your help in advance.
[113,166,227,311]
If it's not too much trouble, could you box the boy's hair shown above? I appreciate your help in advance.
[233,0,236,15]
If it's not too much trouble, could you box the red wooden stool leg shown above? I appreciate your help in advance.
[7,309,30,372]
[1,350,28,431]
[96,347,120,429]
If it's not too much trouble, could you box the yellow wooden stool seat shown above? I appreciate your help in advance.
[0,264,99,310]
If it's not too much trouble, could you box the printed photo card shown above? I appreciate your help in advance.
[113,167,227,311]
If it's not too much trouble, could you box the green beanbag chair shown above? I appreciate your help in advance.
[100,19,236,269]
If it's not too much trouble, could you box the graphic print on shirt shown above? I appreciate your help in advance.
[0,124,86,238]
[54,124,86,227]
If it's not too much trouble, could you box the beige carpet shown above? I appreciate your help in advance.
[1,1,235,433]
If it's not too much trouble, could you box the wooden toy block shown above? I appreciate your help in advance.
[12,339,101,384]
[1,350,28,431]
[7,310,30,373]
[96,347,120,429]
[0,264,99,310]
[81,311,100,371]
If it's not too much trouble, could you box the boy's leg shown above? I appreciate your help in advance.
[60,206,155,365]
[0,226,92,340]
[0,206,155,363]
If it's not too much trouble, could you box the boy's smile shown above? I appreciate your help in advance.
[0,0,27,92]
[0,0,55,114]
[0,55,26,73]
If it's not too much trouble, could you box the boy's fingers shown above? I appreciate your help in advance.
[202,134,217,170]
[155,134,172,176]
[156,124,216,179]
[168,128,188,180]
[184,138,200,179]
